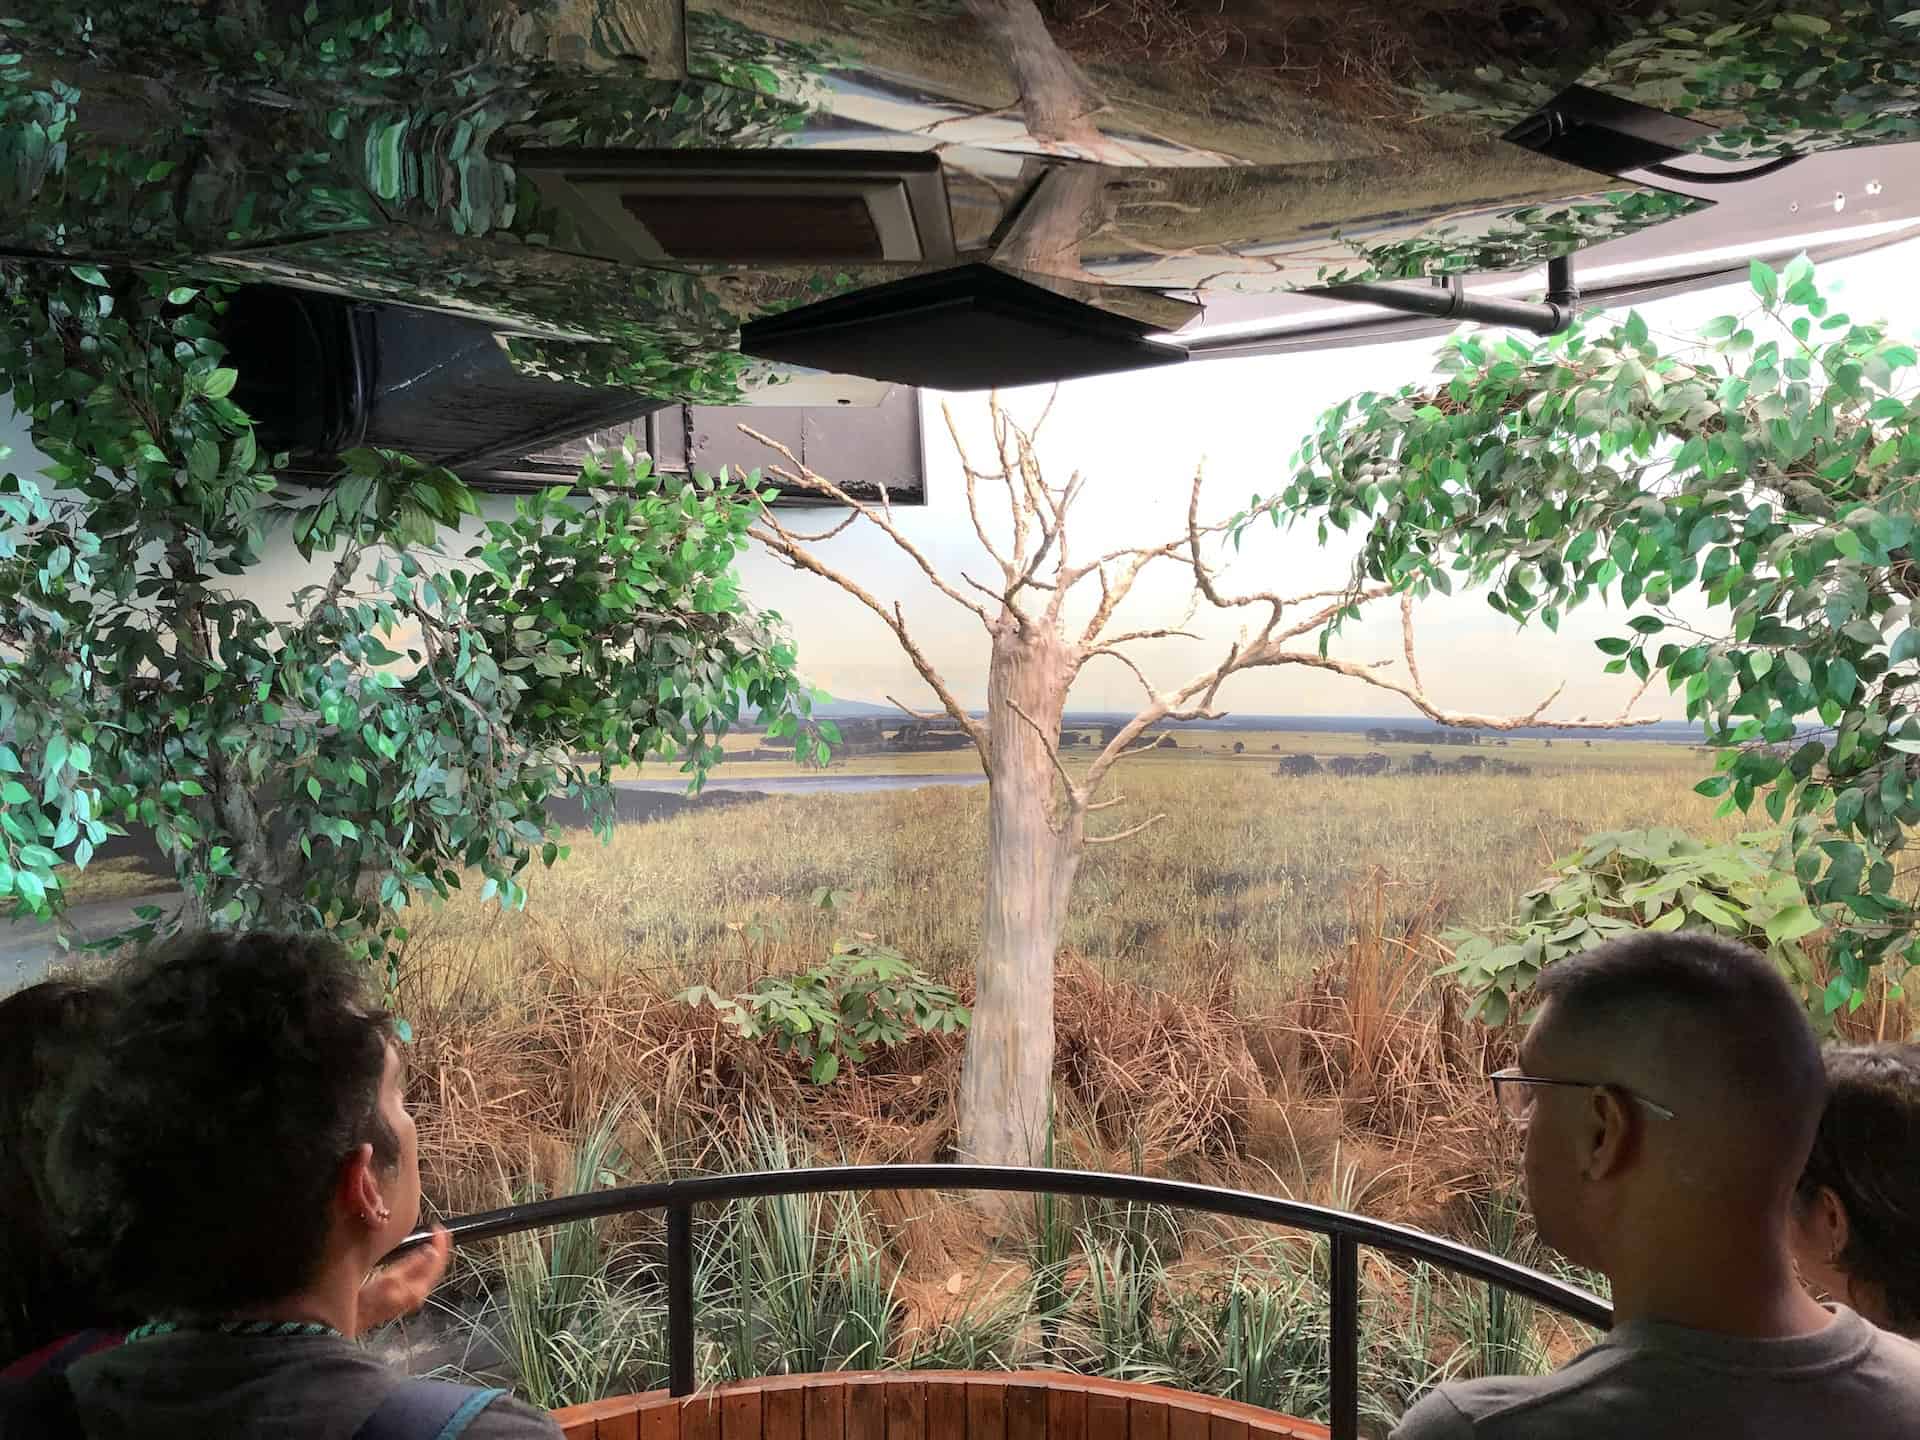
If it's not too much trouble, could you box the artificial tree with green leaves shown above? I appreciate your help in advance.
[1255,256,1920,1013]
[0,263,828,980]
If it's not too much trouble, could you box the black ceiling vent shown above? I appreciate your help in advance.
[1503,84,1718,177]
[221,286,667,481]
[738,264,1185,390]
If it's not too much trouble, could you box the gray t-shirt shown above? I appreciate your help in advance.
[1391,1306,1920,1440]
[66,1329,561,1439]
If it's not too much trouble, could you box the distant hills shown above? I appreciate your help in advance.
[772,696,1705,744]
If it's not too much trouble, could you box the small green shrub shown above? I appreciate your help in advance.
[1441,827,1821,1023]
[682,938,969,1083]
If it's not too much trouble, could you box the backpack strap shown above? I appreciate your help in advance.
[353,1379,508,1440]
[0,1369,84,1440]
[0,1329,125,1382]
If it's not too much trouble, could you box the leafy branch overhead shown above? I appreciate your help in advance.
[0,263,825,974]
[1251,256,1920,1008]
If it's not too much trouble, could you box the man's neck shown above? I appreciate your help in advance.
[225,1260,365,1338]
[1605,1217,1835,1339]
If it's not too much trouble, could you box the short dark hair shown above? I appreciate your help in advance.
[47,931,398,1318]
[1798,1043,1920,1333]
[1534,930,1825,1155]
[0,978,127,1358]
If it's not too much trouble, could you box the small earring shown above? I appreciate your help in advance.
[369,1206,391,1225]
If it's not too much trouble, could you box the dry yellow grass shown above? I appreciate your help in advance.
[423,744,1724,1005]
[398,746,1729,1233]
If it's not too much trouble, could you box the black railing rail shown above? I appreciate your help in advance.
[402,1164,1611,1440]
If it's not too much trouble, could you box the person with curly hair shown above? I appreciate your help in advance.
[29,930,561,1439]
[0,978,130,1371]
[1792,1042,1920,1337]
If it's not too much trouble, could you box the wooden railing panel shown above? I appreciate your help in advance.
[551,1372,1328,1440]
[766,1384,805,1440]
[848,1376,887,1440]
[927,1379,968,1440]
[1128,1396,1170,1440]
[1045,1385,1085,1440]
[808,1376,848,1440]
[966,1377,1007,1440]
[887,1378,927,1440]
[1007,1383,1047,1440]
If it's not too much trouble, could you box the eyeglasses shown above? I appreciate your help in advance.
[1489,1068,1676,1123]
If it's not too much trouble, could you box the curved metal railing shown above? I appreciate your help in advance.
[403,1164,1610,1440]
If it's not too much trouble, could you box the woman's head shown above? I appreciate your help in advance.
[46,931,419,1320]
[1792,1042,1920,1335]
[0,977,118,1359]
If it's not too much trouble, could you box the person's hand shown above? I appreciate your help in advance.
[356,1225,452,1335]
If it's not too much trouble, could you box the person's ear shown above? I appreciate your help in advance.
[336,1142,393,1230]
[1582,1087,1636,1181]
[1815,1184,1850,1263]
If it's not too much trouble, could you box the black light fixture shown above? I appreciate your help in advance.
[740,263,1185,390]
[1502,84,1719,178]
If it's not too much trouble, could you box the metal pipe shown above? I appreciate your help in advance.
[1312,264,1575,336]
[1329,1233,1361,1440]
[667,1201,695,1396]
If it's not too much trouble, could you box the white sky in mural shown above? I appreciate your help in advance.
[734,240,1920,720]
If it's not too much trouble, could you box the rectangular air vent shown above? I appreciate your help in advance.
[517,148,957,266]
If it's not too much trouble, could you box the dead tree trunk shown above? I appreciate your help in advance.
[962,0,1109,155]
[960,617,1082,1166]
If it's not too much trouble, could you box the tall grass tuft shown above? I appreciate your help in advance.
[468,1094,673,1410]
[704,1118,899,1378]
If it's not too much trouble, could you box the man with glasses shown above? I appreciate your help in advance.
[1392,931,1920,1438]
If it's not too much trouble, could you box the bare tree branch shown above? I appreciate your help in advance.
[1080,646,1157,706]
[885,693,945,722]
[751,516,990,760]
[1007,698,1078,803]
[741,425,996,625]
[942,399,1014,583]
[776,509,862,545]
[1086,813,1167,845]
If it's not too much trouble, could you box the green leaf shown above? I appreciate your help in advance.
[1,780,29,805]
[1771,12,1831,36]
[203,368,239,400]
[1764,904,1822,944]
[1750,259,1779,308]
[70,265,109,288]
[1828,658,1859,704]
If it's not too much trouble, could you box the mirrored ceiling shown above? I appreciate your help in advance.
[1,1,1915,401]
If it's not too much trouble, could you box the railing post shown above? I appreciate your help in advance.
[668,1199,695,1397]
[1329,1233,1359,1440]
